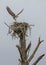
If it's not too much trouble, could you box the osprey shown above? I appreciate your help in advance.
[6,6,24,20]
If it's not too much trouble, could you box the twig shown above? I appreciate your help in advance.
[25,42,31,53]
[32,54,45,65]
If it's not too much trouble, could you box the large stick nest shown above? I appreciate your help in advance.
[5,22,32,38]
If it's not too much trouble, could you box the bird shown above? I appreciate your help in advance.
[6,6,24,20]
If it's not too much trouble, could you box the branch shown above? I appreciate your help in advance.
[27,37,44,62]
[4,22,9,28]
[32,54,45,65]
[25,42,31,53]
[16,45,22,59]
[16,45,26,62]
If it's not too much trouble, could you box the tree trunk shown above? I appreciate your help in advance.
[19,33,29,65]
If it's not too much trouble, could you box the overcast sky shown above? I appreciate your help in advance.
[0,0,46,65]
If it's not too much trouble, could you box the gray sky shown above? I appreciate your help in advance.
[0,0,46,65]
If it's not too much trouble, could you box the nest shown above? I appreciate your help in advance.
[10,22,29,38]
[5,22,34,38]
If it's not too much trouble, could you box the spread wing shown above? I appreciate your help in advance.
[17,8,24,16]
[6,6,24,20]
[6,6,15,19]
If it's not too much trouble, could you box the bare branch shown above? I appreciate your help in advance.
[25,42,31,53]
[4,22,9,27]
[16,45,22,58]
[16,45,26,62]
[27,37,44,62]
[32,54,45,65]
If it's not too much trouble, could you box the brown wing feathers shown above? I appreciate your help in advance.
[6,6,24,20]
[17,8,24,16]
[6,6,15,19]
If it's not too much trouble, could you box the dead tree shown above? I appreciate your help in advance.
[5,6,45,65]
